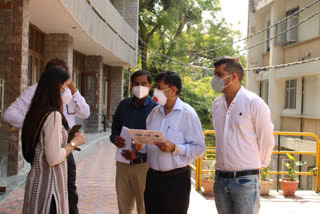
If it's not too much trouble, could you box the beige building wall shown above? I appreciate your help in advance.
[247,0,320,190]
[247,0,320,133]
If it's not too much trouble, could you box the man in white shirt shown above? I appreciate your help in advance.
[211,57,274,214]
[3,58,90,214]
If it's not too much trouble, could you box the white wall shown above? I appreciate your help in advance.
[296,0,320,42]
[304,74,320,117]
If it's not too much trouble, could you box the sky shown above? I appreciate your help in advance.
[218,0,249,36]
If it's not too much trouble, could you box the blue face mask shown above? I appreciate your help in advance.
[61,86,73,104]
[211,74,232,93]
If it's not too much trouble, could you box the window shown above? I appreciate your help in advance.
[266,21,270,52]
[73,51,85,90]
[259,80,269,104]
[286,7,299,44]
[285,79,297,109]
[28,24,45,86]
[275,7,299,46]
[102,71,108,107]
[0,78,4,116]
[82,73,98,109]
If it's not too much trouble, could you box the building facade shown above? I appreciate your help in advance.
[0,0,139,179]
[247,0,320,190]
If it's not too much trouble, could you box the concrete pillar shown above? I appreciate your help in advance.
[109,66,123,120]
[268,0,286,131]
[0,0,30,176]
[84,56,103,133]
[43,34,73,71]
[0,2,12,185]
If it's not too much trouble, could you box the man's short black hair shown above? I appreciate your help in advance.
[213,57,244,81]
[155,71,182,95]
[131,70,152,84]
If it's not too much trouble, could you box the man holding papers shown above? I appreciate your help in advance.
[109,70,157,214]
[142,71,206,214]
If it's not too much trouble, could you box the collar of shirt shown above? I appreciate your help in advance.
[129,96,153,107]
[222,86,244,110]
[159,97,183,115]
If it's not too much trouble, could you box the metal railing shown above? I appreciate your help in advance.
[191,130,320,193]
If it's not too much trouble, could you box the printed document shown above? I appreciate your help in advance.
[116,126,132,164]
[128,128,166,144]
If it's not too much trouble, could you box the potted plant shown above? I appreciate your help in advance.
[280,153,306,196]
[260,166,273,195]
[201,160,215,195]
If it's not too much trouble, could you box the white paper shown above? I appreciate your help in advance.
[127,129,166,145]
[116,126,132,164]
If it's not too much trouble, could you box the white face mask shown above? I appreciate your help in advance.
[211,74,232,93]
[153,88,168,106]
[132,86,149,99]
[61,87,73,104]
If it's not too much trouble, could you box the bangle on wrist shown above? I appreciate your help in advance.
[69,141,76,147]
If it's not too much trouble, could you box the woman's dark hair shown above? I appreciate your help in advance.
[22,66,70,146]
[155,71,182,95]
[130,70,152,84]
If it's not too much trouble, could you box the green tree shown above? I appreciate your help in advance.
[138,0,246,129]
[139,0,221,70]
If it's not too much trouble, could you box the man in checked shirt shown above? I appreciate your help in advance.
[211,57,275,214]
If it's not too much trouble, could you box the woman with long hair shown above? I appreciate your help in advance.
[22,66,86,214]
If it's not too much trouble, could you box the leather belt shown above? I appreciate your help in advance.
[149,166,190,176]
[216,170,259,179]
[130,156,147,165]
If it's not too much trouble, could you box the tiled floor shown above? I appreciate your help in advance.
[76,142,120,214]
[1,142,320,214]
[0,186,24,214]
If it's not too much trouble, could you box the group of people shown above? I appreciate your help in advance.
[4,59,89,214]
[3,56,274,214]
[110,57,274,214]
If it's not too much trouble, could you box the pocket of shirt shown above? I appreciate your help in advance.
[66,103,76,115]
[166,126,184,144]
[234,111,251,125]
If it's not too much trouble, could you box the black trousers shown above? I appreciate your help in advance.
[50,196,56,214]
[67,153,79,214]
[144,166,191,214]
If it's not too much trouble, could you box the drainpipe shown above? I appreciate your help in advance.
[127,68,131,97]
[300,77,304,133]
[299,77,305,186]
[259,81,262,97]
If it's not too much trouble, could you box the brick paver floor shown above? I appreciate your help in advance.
[1,142,320,214]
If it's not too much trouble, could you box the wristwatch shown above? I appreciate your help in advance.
[172,144,179,155]
[70,141,77,147]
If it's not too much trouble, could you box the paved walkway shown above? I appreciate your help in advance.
[1,141,320,214]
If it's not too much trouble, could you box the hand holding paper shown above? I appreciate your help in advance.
[114,136,126,148]
[121,148,136,160]
[154,140,175,153]
[115,126,132,164]
[133,141,143,151]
